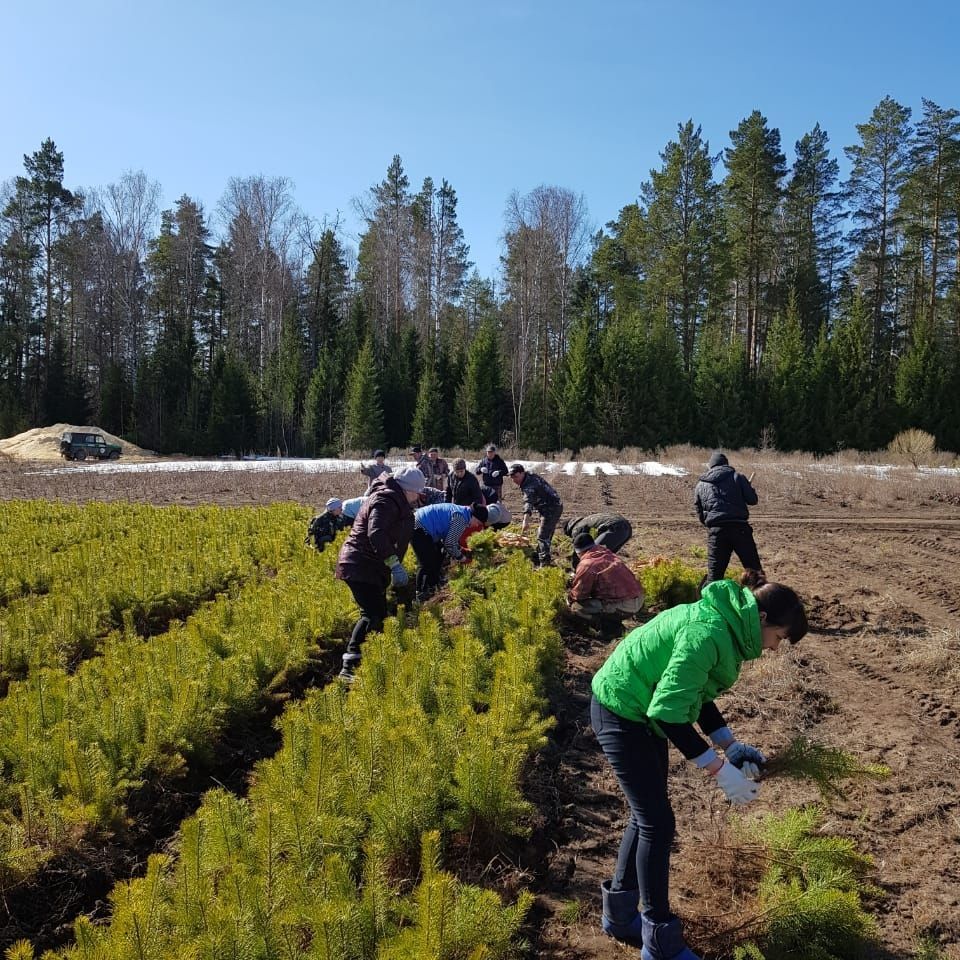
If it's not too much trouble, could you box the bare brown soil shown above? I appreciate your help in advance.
[2,458,959,958]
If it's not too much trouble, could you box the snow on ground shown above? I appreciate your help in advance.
[29,457,690,478]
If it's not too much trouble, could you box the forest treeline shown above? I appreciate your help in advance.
[2,95,960,455]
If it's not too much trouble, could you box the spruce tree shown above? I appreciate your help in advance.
[554,317,596,451]
[763,291,811,449]
[342,338,385,453]
[692,322,755,447]
[895,315,946,439]
[459,321,503,447]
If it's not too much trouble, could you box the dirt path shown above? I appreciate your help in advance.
[529,520,960,959]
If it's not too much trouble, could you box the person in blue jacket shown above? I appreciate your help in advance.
[411,501,488,600]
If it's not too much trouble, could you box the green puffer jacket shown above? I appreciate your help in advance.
[591,579,763,733]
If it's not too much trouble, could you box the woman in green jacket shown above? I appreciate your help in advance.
[590,571,807,960]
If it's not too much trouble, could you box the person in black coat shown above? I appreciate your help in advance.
[475,444,508,503]
[446,458,484,505]
[694,452,762,584]
[306,498,349,552]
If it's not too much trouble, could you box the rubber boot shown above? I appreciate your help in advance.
[600,880,644,945]
[640,914,701,960]
[339,652,361,683]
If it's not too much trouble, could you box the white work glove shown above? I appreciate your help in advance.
[492,470,501,478]
[714,761,760,806]
[725,741,766,781]
[385,555,409,587]
[480,466,488,473]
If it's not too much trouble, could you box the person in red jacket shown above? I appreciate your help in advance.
[567,532,645,637]
[335,466,426,681]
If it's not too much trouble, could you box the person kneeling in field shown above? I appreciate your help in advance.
[566,532,644,638]
[305,498,348,552]
[590,571,807,959]
[564,512,633,569]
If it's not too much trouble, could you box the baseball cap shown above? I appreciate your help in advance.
[508,463,525,476]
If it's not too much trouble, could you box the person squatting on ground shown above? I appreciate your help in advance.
[566,532,645,638]
[359,449,391,493]
[334,466,426,681]
[476,444,508,502]
[410,501,488,600]
[564,512,633,569]
[590,571,807,959]
[694,451,762,585]
[426,447,449,490]
[509,464,563,565]
[305,498,348,552]
[446,457,484,506]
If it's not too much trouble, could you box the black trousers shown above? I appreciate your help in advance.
[590,696,674,921]
[343,579,389,666]
[411,528,444,593]
[704,523,762,584]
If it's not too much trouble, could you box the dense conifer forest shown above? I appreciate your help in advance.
[2,95,959,455]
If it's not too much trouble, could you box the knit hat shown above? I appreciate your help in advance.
[394,466,426,494]
[453,457,467,470]
[486,503,511,526]
[708,451,729,468]
[572,531,595,552]
[325,497,343,511]
[472,504,489,523]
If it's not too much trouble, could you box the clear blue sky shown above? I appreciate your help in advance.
[4,0,958,278]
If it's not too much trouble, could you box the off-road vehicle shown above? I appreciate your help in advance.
[59,431,122,461]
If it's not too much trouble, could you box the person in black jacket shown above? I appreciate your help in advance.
[306,498,348,552]
[509,464,563,566]
[476,444,508,503]
[446,458,484,505]
[564,513,633,569]
[694,452,762,584]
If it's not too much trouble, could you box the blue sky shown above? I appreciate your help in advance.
[4,0,959,278]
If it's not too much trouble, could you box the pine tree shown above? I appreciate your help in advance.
[832,293,881,449]
[342,338,384,452]
[459,320,503,447]
[895,315,946,439]
[639,120,728,369]
[411,339,443,446]
[724,111,787,369]
[554,316,596,451]
[692,322,755,447]
[844,96,913,357]
[763,291,811,449]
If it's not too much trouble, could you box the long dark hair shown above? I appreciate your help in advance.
[741,570,808,644]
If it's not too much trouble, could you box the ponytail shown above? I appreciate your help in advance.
[741,570,808,643]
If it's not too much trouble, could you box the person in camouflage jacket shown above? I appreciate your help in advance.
[508,464,563,565]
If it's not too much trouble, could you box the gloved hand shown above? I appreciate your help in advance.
[492,470,501,478]
[480,466,488,473]
[725,741,766,780]
[384,555,409,587]
[714,761,760,805]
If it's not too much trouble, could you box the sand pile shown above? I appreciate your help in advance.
[0,424,156,461]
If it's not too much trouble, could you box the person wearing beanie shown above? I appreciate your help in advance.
[566,532,645,638]
[475,443,508,502]
[590,571,807,957]
[508,464,563,566]
[485,502,512,530]
[409,445,432,481]
[446,457,484,506]
[334,467,425,681]
[305,498,348,552]
[564,513,634,570]
[359,449,392,493]
[693,451,761,584]
[411,501,488,600]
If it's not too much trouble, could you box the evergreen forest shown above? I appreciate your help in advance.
[3,95,960,456]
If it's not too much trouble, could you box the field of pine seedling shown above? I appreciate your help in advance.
[0,462,959,959]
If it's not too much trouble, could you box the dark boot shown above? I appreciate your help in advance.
[600,881,644,945]
[640,914,701,960]
[339,651,361,683]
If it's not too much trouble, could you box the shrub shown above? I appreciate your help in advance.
[636,557,701,609]
[887,428,936,468]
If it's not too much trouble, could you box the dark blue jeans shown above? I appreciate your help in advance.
[590,696,674,921]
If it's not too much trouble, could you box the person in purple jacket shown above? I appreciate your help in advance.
[334,466,426,681]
